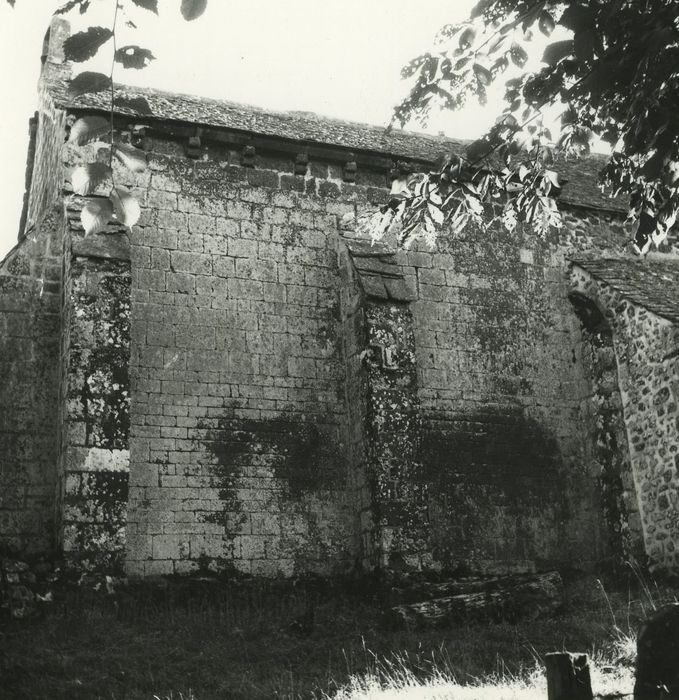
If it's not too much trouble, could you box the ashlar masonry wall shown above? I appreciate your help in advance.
[0,217,62,554]
[97,134,377,577]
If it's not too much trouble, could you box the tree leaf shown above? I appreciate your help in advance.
[55,0,88,13]
[487,33,508,55]
[561,105,577,126]
[473,63,492,86]
[114,45,156,69]
[111,186,141,228]
[459,26,476,50]
[131,0,158,13]
[55,0,91,13]
[454,56,471,71]
[542,40,574,66]
[71,162,112,195]
[560,4,595,34]
[401,54,428,79]
[180,0,207,21]
[114,95,154,115]
[68,116,110,145]
[492,55,510,74]
[470,0,493,19]
[113,142,148,173]
[63,27,113,62]
[427,202,445,225]
[81,197,114,236]
[538,11,555,36]
[510,43,528,68]
[68,72,112,99]
[574,30,596,64]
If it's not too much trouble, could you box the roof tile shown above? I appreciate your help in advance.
[571,256,679,324]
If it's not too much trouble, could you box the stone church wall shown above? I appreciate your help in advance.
[60,117,630,576]
[1,41,659,574]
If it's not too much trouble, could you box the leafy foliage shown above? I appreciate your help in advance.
[6,0,208,235]
[67,71,112,99]
[114,45,155,69]
[130,0,158,14]
[81,198,114,236]
[63,26,113,62]
[71,162,112,196]
[68,115,111,145]
[110,185,141,227]
[113,142,148,172]
[180,0,208,22]
[391,0,679,254]
[54,0,91,14]
[113,95,153,115]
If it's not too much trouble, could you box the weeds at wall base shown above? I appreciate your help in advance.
[1,571,675,699]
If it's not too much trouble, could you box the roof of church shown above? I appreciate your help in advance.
[44,70,625,214]
[571,256,679,324]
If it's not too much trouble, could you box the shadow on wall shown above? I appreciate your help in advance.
[569,291,641,567]
[420,407,573,572]
[195,414,347,535]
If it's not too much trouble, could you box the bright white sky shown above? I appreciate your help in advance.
[0,0,551,258]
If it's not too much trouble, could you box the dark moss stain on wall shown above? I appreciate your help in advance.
[419,408,567,570]
[198,415,345,530]
[421,408,561,489]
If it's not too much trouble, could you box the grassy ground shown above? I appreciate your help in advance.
[0,571,673,700]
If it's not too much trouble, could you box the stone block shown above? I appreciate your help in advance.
[170,251,212,275]
[147,190,179,211]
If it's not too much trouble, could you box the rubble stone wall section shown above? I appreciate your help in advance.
[571,265,679,572]
[57,222,131,573]
[363,301,429,571]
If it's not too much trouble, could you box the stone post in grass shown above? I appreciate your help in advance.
[545,652,593,700]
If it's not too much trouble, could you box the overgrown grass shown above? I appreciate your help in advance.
[0,571,674,699]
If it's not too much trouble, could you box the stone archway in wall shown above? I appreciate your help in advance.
[568,291,645,566]
[570,257,679,573]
